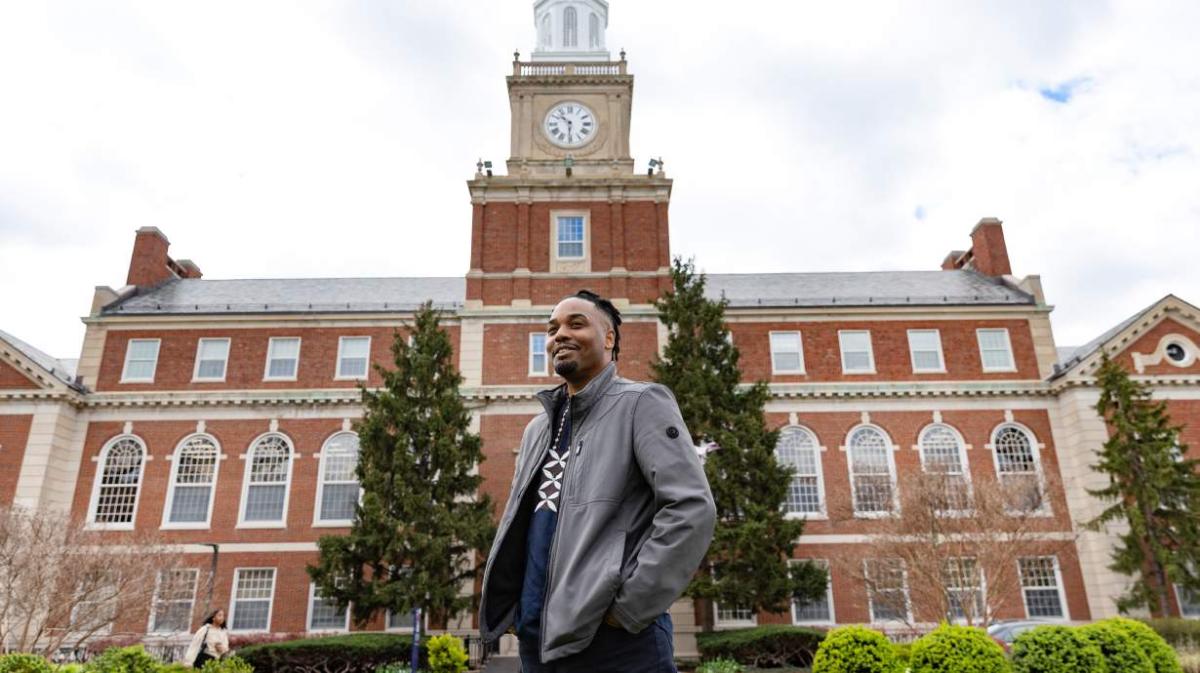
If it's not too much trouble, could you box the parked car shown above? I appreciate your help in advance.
[987,620,1054,652]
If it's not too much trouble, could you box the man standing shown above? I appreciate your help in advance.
[480,290,717,672]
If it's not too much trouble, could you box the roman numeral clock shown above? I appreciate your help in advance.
[544,102,596,147]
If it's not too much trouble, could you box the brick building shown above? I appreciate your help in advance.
[1,0,1199,659]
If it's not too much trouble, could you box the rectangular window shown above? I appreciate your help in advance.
[336,337,371,379]
[907,330,945,373]
[193,338,230,381]
[264,337,301,380]
[770,331,805,374]
[839,331,875,373]
[556,216,585,259]
[1176,584,1200,618]
[866,559,909,622]
[231,568,276,632]
[715,604,757,627]
[977,329,1016,372]
[121,339,161,382]
[529,333,549,376]
[386,608,428,631]
[942,558,984,622]
[150,569,199,633]
[1019,557,1065,619]
[791,560,833,624]
[308,583,349,632]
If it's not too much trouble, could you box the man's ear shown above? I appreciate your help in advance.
[605,328,616,352]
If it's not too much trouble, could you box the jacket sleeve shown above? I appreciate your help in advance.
[610,384,716,633]
[183,626,206,664]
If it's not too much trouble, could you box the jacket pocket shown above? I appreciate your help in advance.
[568,433,630,505]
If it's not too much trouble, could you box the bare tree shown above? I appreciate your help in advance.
[832,471,1076,628]
[0,505,182,656]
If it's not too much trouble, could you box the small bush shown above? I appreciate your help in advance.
[426,635,466,673]
[696,658,744,673]
[56,664,84,673]
[157,665,191,673]
[909,623,1009,673]
[199,657,253,673]
[696,625,826,668]
[83,647,160,673]
[0,654,54,673]
[1101,617,1183,673]
[373,665,412,673]
[812,626,903,673]
[1011,626,1105,673]
[1145,619,1200,651]
[238,633,422,673]
[893,643,912,668]
[1079,622,1154,673]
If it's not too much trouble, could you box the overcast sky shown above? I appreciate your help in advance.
[2,1,1198,360]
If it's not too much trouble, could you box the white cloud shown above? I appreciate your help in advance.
[1,0,1197,357]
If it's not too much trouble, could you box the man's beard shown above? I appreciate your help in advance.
[554,357,579,378]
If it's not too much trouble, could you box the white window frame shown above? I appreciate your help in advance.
[335,336,371,381]
[790,559,834,625]
[192,338,230,382]
[865,558,912,624]
[838,330,876,374]
[907,329,946,373]
[917,423,973,516]
[977,328,1016,372]
[306,582,351,633]
[769,331,806,374]
[714,602,758,629]
[550,210,590,272]
[237,432,295,529]
[942,557,986,624]
[314,431,361,527]
[1018,556,1069,621]
[229,567,277,633]
[120,338,161,383]
[846,424,899,518]
[529,333,549,377]
[263,337,302,381]
[386,607,430,632]
[161,433,221,530]
[1175,583,1200,618]
[147,568,199,634]
[86,434,148,531]
[776,426,826,519]
[990,422,1049,516]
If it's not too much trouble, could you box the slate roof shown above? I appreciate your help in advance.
[101,270,1033,316]
[1051,297,1166,378]
[0,329,82,389]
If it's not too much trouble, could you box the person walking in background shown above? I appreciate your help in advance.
[185,608,230,668]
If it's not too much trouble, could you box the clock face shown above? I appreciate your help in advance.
[543,102,597,148]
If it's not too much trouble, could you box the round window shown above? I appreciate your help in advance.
[1165,342,1187,363]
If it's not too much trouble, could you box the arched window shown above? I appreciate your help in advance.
[992,424,1044,512]
[847,425,896,516]
[562,7,578,48]
[918,424,971,513]
[240,434,293,525]
[540,13,552,48]
[90,435,146,526]
[316,432,361,524]
[588,12,601,48]
[776,426,824,515]
[165,434,220,526]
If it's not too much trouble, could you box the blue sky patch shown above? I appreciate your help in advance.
[1039,77,1091,103]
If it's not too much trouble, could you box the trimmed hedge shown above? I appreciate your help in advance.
[238,633,423,673]
[83,647,161,673]
[696,625,826,668]
[1101,617,1183,673]
[1079,622,1154,673]
[910,624,1010,673]
[1145,619,1200,650]
[199,657,253,673]
[0,654,53,673]
[811,626,902,673]
[1011,626,1106,673]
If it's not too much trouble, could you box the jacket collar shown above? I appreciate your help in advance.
[536,361,618,420]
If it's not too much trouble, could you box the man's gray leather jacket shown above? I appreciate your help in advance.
[479,363,717,663]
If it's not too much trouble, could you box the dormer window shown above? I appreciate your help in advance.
[562,7,578,47]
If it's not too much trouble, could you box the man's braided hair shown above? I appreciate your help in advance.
[572,289,622,361]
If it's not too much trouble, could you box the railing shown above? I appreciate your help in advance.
[514,61,626,77]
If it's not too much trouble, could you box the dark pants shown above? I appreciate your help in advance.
[519,613,676,673]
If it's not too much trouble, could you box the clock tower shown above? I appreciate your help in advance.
[465,0,672,309]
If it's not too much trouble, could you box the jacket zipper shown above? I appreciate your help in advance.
[540,411,580,659]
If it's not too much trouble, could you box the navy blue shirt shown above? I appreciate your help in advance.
[515,396,573,644]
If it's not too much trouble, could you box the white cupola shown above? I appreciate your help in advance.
[531,0,611,62]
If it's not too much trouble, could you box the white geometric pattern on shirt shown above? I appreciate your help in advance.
[535,448,570,512]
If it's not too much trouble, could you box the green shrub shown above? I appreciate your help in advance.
[158,665,191,673]
[812,626,903,673]
[893,643,912,668]
[1011,626,1106,673]
[55,664,84,673]
[1145,619,1200,651]
[426,635,467,673]
[199,657,253,673]
[238,633,422,673]
[373,665,412,673]
[696,625,826,668]
[0,654,54,673]
[1101,617,1183,673]
[696,658,744,673]
[1079,622,1154,673]
[909,624,1009,673]
[83,647,160,673]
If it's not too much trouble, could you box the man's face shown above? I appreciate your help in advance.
[547,297,614,382]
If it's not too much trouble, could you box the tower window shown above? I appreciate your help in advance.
[589,13,601,48]
[562,7,577,48]
[540,13,552,48]
[557,216,585,259]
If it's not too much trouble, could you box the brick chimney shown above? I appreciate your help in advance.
[125,227,202,288]
[941,217,1013,277]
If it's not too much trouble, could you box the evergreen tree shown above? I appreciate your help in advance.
[1088,353,1200,615]
[653,258,826,626]
[308,303,496,628]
